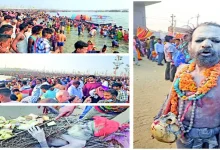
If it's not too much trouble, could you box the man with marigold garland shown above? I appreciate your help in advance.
[155,22,220,149]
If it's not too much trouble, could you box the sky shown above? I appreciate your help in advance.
[0,55,129,76]
[0,0,129,10]
[144,0,220,31]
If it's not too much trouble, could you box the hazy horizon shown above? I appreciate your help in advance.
[0,55,129,76]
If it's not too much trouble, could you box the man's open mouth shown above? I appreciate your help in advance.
[201,51,212,56]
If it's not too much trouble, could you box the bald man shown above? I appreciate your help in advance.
[56,90,70,103]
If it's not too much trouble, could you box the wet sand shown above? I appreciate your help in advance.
[134,57,176,148]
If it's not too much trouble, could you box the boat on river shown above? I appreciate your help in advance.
[85,15,116,26]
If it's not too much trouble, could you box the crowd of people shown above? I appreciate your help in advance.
[0,10,129,53]
[134,34,191,82]
[0,75,129,103]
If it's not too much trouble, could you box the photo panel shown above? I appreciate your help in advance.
[133,0,220,149]
[0,105,130,148]
[0,54,130,104]
[0,0,129,54]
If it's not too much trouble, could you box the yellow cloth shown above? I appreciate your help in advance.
[67,26,71,31]
[16,93,23,102]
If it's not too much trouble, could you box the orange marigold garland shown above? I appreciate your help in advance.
[168,62,220,116]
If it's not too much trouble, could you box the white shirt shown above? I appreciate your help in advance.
[31,84,43,98]
[25,30,32,42]
[68,85,83,98]
[11,25,16,39]
[164,42,176,62]
[79,80,84,89]
[102,81,108,87]
[154,42,164,53]
[42,82,50,85]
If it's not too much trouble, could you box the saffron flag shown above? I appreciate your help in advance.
[137,27,153,40]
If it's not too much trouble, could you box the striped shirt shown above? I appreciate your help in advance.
[117,90,128,102]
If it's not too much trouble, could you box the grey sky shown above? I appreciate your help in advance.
[144,0,220,31]
[0,55,129,76]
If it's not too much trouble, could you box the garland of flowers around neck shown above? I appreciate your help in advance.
[169,61,220,133]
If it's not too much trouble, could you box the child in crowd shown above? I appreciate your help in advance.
[12,89,23,102]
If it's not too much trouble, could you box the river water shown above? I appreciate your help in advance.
[48,12,129,53]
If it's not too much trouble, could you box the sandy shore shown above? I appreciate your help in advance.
[134,57,176,149]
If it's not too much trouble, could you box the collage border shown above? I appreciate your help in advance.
[0,1,134,149]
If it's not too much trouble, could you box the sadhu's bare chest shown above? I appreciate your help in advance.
[179,72,220,128]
